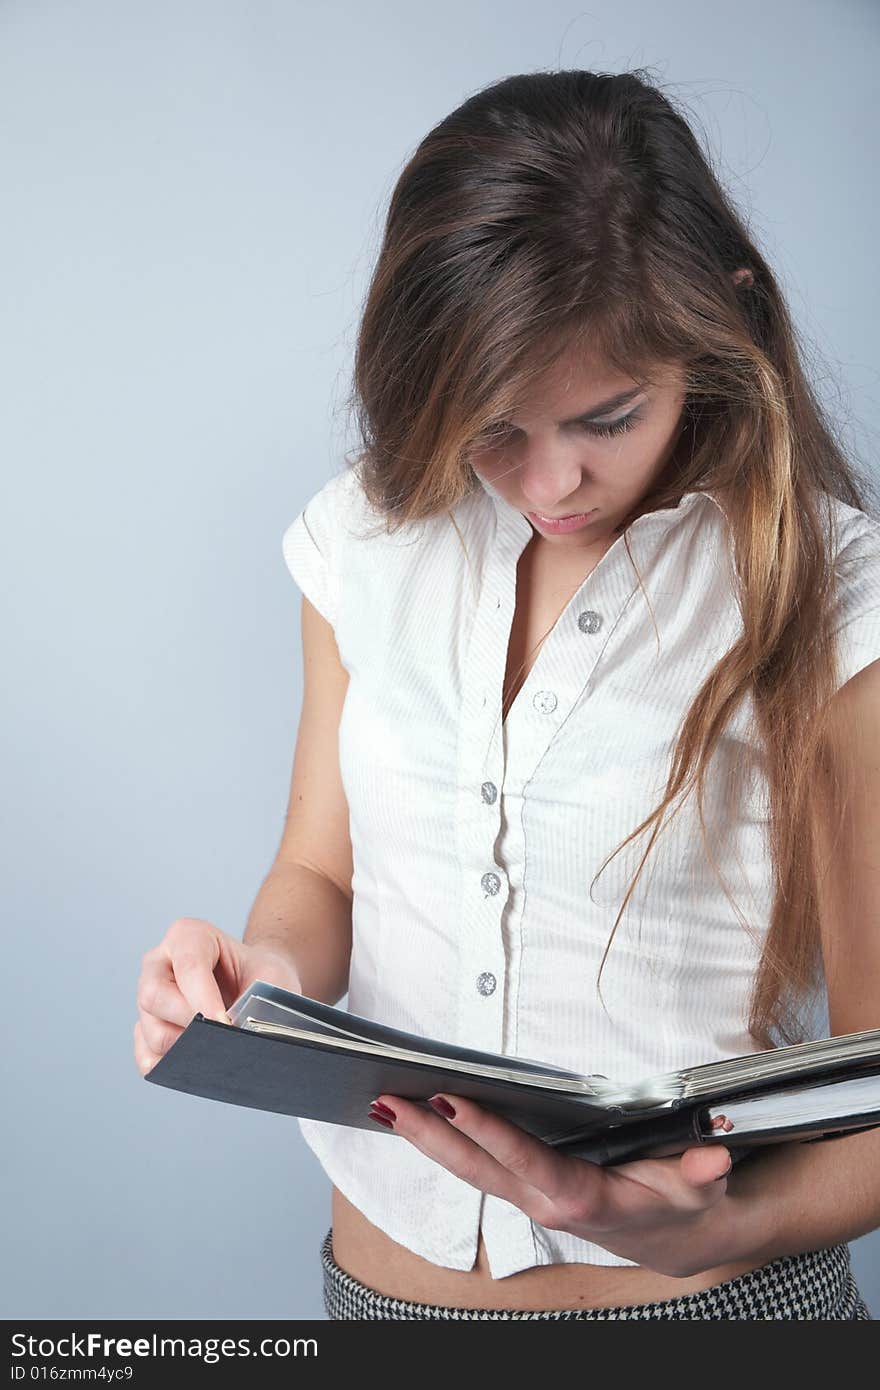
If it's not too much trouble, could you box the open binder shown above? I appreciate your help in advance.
[144,980,880,1166]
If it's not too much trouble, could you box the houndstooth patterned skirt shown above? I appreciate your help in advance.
[321,1228,872,1320]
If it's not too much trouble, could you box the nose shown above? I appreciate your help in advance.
[517,451,588,515]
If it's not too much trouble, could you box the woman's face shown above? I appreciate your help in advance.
[468,350,689,552]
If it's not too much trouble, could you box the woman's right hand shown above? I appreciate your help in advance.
[133,916,304,1077]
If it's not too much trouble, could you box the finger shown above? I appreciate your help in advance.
[376,1092,604,1228]
[374,1093,563,1217]
[603,1147,731,1216]
[133,1019,162,1077]
[137,955,195,1032]
[172,969,230,1024]
[162,922,230,1023]
[425,1093,608,1213]
[679,1144,732,1189]
[711,1113,734,1134]
[138,1003,184,1059]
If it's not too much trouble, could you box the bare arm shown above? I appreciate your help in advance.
[242,861,352,1006]
[242,592,355,1005]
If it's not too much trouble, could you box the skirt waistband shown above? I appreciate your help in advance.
[320,1228,872,1320]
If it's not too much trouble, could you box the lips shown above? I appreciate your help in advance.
[534,512,588,521]
[526,508,598,534]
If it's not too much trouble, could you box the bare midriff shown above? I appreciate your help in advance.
[329,1187,763,1311]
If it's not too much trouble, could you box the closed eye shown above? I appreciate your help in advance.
[584,410,642,439]
[476,409,643,447]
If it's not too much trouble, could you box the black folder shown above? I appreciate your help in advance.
[144,980,880,1166]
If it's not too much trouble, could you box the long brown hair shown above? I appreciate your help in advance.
[340,68,877,1048]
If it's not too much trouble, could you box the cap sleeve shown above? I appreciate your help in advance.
[831,516,880,692]
[281,472,343,627]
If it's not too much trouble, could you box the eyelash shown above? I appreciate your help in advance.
[478,410,641,446]
[586,410,641,438]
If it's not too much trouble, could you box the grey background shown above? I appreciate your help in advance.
[2,0,878,1320]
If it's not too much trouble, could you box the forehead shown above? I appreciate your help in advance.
[516,348,680,406]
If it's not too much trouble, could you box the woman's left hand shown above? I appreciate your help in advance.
[368,1091,764,1278]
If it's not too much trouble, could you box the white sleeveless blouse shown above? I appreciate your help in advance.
[280,463,880,1276]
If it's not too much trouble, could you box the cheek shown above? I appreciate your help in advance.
[470,452,514,489]
[601,426,668,475]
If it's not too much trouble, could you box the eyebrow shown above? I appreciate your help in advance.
[560,386,645,424]
[500,385,646,429]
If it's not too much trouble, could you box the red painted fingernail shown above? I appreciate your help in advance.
[370,1100,396,1120]
[429,1095,456,1118]
[368,1108,394,1129]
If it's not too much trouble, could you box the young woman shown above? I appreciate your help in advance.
[134,69,880,1319]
